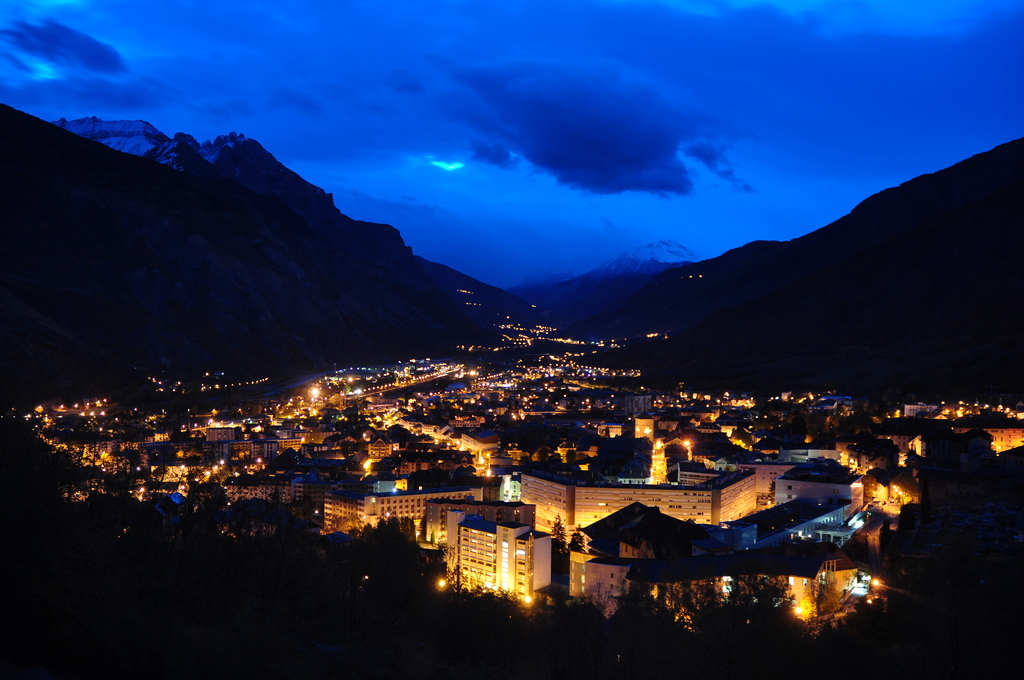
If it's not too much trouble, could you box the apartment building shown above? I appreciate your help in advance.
[736,461,798,502]
[424,499,536,545]
[449,513,551,598]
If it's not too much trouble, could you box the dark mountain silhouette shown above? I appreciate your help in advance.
[53,117,444,292]
[588,138,1024,391]
[0,105,489,406]
[415,256,541,326]
[509,241,697,325]
[571,138,1024,342]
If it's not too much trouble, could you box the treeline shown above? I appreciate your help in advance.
[0,420,1020,680]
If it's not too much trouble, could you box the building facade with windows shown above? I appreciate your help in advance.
[424,499,536,545]
[449,513,551,598]
[324,486,476,532]
[521,469,756,532]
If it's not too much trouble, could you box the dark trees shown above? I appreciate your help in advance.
[551,514,569,574]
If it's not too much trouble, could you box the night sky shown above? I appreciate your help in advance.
[3,1,1022,288]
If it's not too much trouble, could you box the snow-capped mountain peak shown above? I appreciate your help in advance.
[54,116,170,156]
[199,131,249,163]
[506,239,700,323]
[51,117,255,166]
[592,240,698,279]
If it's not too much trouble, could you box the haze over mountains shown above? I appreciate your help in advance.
[414,257,541,327]
[508,240,698,325]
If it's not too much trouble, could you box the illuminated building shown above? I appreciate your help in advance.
[424,498,536,545]
[734,460,799,503]
[521,469,756,532]
[623,395,653,416]
[952,415,1024,452]
[633,413,655,439]
[648,440,668,485]
[367,437,394,460]
[573,544,858,615]
[205,426,242,441]
[776,460,864,517]
[324,487,476,532]
[449,512,551,597]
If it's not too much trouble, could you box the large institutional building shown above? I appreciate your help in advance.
[520,469,757,531]
[324,487,476,532]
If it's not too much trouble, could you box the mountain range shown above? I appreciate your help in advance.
[581,137,1024,392]
[414,257,541,326]
[4,102,1022,403]
[508,240,698,325]
[0,106,494,406]
[57,116,547,332]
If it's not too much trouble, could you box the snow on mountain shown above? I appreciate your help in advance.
[52,117,255,174]
[53,116,170,157]
[506,240,699,325]
[590,240,698,279]
[51,115,442,291]
[199,131,248,163]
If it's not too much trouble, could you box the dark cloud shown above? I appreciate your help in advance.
[2,0,1015,285]
[0,74,165,112]
[685,141,754,192]
[448,60,722,196]
[684,141,726,172]
[470,140,517,168]
[1,20,126,74]
[3,52,32,73]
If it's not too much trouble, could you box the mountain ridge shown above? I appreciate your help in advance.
[415,257,541,326]
[589,137,1024,391]
[507,239,697,325]
[53,116,430,287]
[569,136,1024,341]
[1,105,490,406]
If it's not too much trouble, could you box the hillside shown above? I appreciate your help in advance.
[0,105,489,406]
[415,256,541,326]
[509,241,697,325]
[570,138,1024,342]
[593,141,1024,392]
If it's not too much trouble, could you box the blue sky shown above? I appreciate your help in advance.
[2,0,1021,287]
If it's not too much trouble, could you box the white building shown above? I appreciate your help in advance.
[449,513,551,598]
